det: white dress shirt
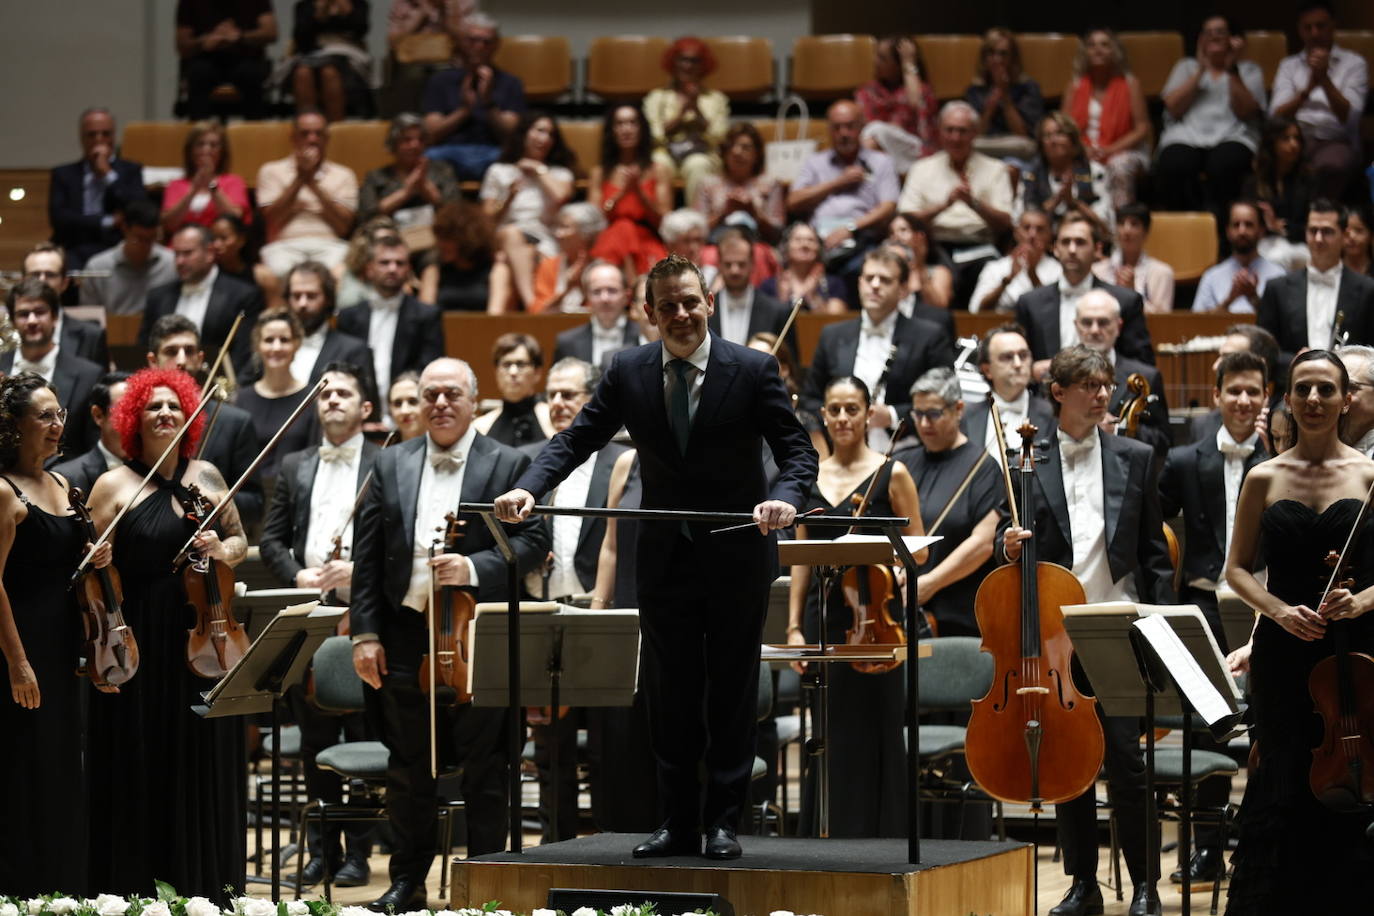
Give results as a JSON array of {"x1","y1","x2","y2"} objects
[
  {"x1": 304, "y1": 432, "x2": 365, "y2": 571},
  {"x1": 969, "y1": 254, "x2": 1063, "y2": 313},
  {"x1": 985, "y1": 389, "x2": 1031, "y2": 469},
  {"x1": 717, "y1": 287, "x2": 755, "y2": 345},
  {"x1": 15, "y1": 346, "x2": 58, "y2": 382},
  {"x1": 662, "y1": 334, "x2": 711, "y2": 426},
  {"x1": 293, "y1": 325, "x2": 328, "y2": 382},
  {"x1": 368, "y1": 294, "x2": 402, "y2": 390},
  {"x1": 1306, "y1": 262, "x2": 1343, "y2": 350},
  {"x1": 96, "y1": 439, "x2": 123, "y2": 472},
  {"x1": 402, "y1": 428, "x2": 480, "y2": 613},
  {"x1": 591, "y1": 315, "x2": 629, "y2": 367},
  {"x1": 1270, "y1": 46, "x2": 1369, "y2": 142},
  {"x1": 1057, "y1": 428, "x2": 1131, "y2": 604},
  {"x1": 525, "y1": 452, "x2": 597, "y2": 599},
  {"x1": 175, "y1": 266, "x2": 219, "y2": 331},
  {"x1": 854, "y1": 309, "x2": 899, "y2": 450},
  {"x1": 1192, "y1": 426, "x2": 1258, "y2": 590},
  {"x1": 1057, "y1": 275, "x2": 1094, "y2": 349}
]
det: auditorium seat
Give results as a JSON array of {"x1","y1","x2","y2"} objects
[
  {"x1": 226, "y1": 121, "x2": 293, "y2": 188},
  {"x1": 1242, "y1": 31, "x2": 1288, "y2": 88},
  {"x1": 392, "y1": 32, "x2": 454, "y2": 65},
  {"x1": 586, "y1": 35, "x2": 670, "y2": 102},
  {"x1": 748, "y1": 117, "x2": 832, "y2": 152},
  {"x1": 327, "y1": 120, "x2": 392, "y2": 181},
  {"x1": 558, "y1": 120, "x2": 602, "y2": 179},
  {"x1": 703, "y1": 36, "x2": 776, "y2": 101},
  {"x1": 788, "y1": 34, "x2": 875, "y2": 100},
  {"x1": 1145, "y1": 212, "x2": 1219, "y2": 282},
  {"x1": 916, "y1": 35, "x2": 982, "y2": 101},
  {"x1": 1016, "y1": 33, "x2": 1080, "y2": 102},
  {"x1": 1336, "y1": 30, "x2": 1374, "y2": 95},
  {"x1": 122, "y1": 122, "x2": 194, "y2": 169},
  {"x1": 494, "y1": 35, "x2": 573, "y2": 102},
  {"x1": 1118, "y1": 31, "x2": 1184, "y2": 99}
]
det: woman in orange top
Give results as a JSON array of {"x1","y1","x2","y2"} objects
[
  {"x1": 589, "y1": 104, "x2": 671, "y2": 278},
  {"x1": 1060, "y1": 28, "x2": 1151, "y2": 209}
]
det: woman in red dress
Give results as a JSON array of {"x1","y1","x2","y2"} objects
[{"x1": 589, "y1": 104, "x2": 671, "y2": 277}]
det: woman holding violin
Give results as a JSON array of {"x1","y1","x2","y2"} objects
[
  {"x1": 85, "y1": 367, "x2": 248, "y2": 900},
  {"x1": 0, "y1": 373, "x2": 114, "y2": 896},
  {"x1": 786, "y1": 376, "x2": 924, "y2": 837},
  {"x1": 1222, "y1": 350, "x2": 1374, "y2": 914}
]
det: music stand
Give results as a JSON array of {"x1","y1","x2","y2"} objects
[
  {"x1": 235, "y1": 587, "x2": 322, "y2": 640},
  {"x1": 197, "y1": 601, "x2": 345, "y2": 898}
]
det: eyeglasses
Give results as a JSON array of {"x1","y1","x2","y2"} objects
[
  {"x1": 498, "y1": 359, "x2": 534, "y2": 371},
  {"x1": 1070, "y1": 380, "x2": 1117, "y2": 395},
  {"x1": 547, "y1": 388, "x2": 588, "y2": 402},
  {"x1": 1075, "y1": 316, "x2": 1117, "y2": 328},
  {"x1": 32, "y1": 407, "x2": 67, "y2": 426},
  {"x1": 911, "y1": 407, "x2": 951, "y2": 422},
  {"x1": 421, "y1": 386, "x2": 471, "y2": 404}
]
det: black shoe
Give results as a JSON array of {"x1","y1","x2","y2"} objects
[
  {"x1": 289, "y1": 857, "x2": 328, "y2": 888},
  {"x1": 632, "y1": 825, "x2": 701, "y2": 858},
  {"x1": 1048, "y1": 878, "x2": 1104, "y2": 916},
  {"x1": 333, "y1": 856, "x2": 371, "y2": 888},
  {"x1": 703, "y1": 826, "x2": 741, "y2": 860},
  {"x1": 1128, "y1": 883, "x2": 1162, "y2": 916},
  {"x1": 366, "y1": 880, "x2": 426, "y2": 913},
  {"x1": 1169, "y1": 846, "x2": 1223, "y2": 884}
]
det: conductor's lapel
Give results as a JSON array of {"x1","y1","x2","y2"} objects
[{"x1": 692, "y1": 337, "x2": 742, "y2": 446}]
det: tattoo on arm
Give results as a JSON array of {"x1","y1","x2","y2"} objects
[{"x1": 198, "y1": 465, "x2": 229, "y2": 496}]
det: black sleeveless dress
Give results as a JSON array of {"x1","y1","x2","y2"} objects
[
  {"x1": 86, "y1": 464, "x2": 246, "y2": 901},
  {"x1": 1225, "y1": 499, "x2": 1374, "y2": 914},
  {"x1": 0, "y1": 474, "x2": 89, "y2": 896}
]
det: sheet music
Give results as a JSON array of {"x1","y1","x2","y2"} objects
[{"x1": 1131, "y1": 614, "x2": 1234, "y2": 726}]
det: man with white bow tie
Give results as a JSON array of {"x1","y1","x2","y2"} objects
[
  {"x1": 961, "y1": 323, "x2": 1055, "y2": 470},
  {"x1": 350, "y1": 357, "x2": 547, "y2": 912}
]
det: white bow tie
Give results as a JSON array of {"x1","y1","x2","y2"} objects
[
  {"x1": 862, "y1": 322, "x2": 888, "y2": 338},
  {"x1": 1309, "y1": 269, "x2": 1339, "y2": 288},
  {"x1": 430, "y1": 450, "x2": 464, "y2": 473},
  {"x1": 181, "y1": 282, "x2": 208, "y2": 297},
  {"x1": 1218, "y1": 440, "x2": 1254, "y2": 460},
  {"x1": 319, "y1": 444, "x2": 357, "y2": 463},
  {"x1": 374, "y1": 296, "x2": 402, "y2": 312},
  {"x1": 1059, "y1": 436, "x2": 1095, "y2": 463}
]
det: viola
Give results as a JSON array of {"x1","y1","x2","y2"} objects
[
  {"x1": 965, "y1": 420, "x2": 1105, "y2": 810},
  {"x1": 68, "y1": 487, "x2": 139, "y2": 688},
  {"x1": 181, "y1": 483, "x2": 250, "y2": 679},
  {"x1": 421, "y1": 511, "x2": 477, "y2": 703},
  {"x1": 1114, "y1": 374, "x2": 1182, "y2": 584},
  {"x1": 1308, "y1": 549, "x2": 1374, "y2": 811},
  {"x1": 840, "y1": 491, "x2": 905, "y2": 674}
]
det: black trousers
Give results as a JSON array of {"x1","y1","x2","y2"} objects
[
  {"x1": 1153, "y1": 142, "x2": 1254, "y2": 223},
  {"x1": 285, "y1": 684, "x2": 374, "y2": 862},
  {"x1": 532, "y1": 709, "x2": 581, "y2": 843},
  {"x1": 183, "y1": 54, "x2": 270, "y2": 120}
]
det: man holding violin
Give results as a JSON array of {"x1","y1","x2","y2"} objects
[
  {"x1": 1000, "y1": 344, "x2": 1175, "y2": 916},
  {"x1": 350, "y1": 357, "x2": 547, "y2": 911}
]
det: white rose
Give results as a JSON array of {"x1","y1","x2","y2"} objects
[
  {"x1": 769, "y1": 912, "x2": 797, "y2": 916},
  {"x1": 236, "y1": 900, "x2": 274, "y2": 916},
  {"x1": 571, "y1": 908, "x2": 599, "y2": 916},
  {"x1": 0, "y1": 903, "x2": 20, "y2": 916},
  {"x1": 47, "y1": 899, "x2": 80, "y2": 916},
  {"x1": 337, "y1": 908, "x2": 374, "y2": 916},
  {"x1": 283, "y1": 904, "x2": 308, "y2": 916},
  {"x1": 183, "y1": 899, "x2": 219, "y2": 916},
  {"x1": 140, "y1": 903, "x2": 171, "y2": 916},
  {"x1": 531, "y1": 910, "x2": 558, "y2": 916},
  {"x1": 93, "y1": 896, "x2": 130, "y2": 916}
]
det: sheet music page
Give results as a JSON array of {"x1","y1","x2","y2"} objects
[{"x1": 1131, "y1": 614, "x2": 1233, "y2": 726}]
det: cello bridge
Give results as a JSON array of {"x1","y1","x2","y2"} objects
[{"x1": 1016, "y1": 686, "x2": 1050, "y2": 695}]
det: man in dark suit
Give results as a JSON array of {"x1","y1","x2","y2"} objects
[
  {"x1": 1190, "y1": 325, "x2": 1281, "y2": 444},
  {"x1": 495, "y1": 254, "x2": 818, "y2": 861},
  {"x1": 48, "y1": 108, "x2": 147, "y2": 268},
  {"x1": 22, "y1": 243, "x2": 110, "y2": 366},
  {"x1": 706, "y1": 230, "x2": 800, "y2": 357},
  {"x1": 553, "y1": 261, "x2": 641, "y2": 366},
  {"x1": 337, "y1": 235, "x2": 444, "y2": 397},
  {"x1": 139, "y1": 225, "x2": 264, "y2": 379},
  {"x1": 1258, "y1": 199, "x2": 1374, "y2": 375},
  {"x1": 1000, "y1": 345, "x2": 1175, "y2": 916},
  {"x1": 1157, "y1": 350, "x2": 1269, "y2": 887},
  {"x1": 351, "y1": 357, "x2": 547, "y2": 910},
  {"x1": 801, "y1": 247, "x2": 953, "y2": 450},
  {"x1": 52, "y1": 371, "x2": 129, "y2": 493},
  {"x1": 1014, "y1": 211, "x2": 1155, "y2": 378},
  {"x1": 260, "y1": 363, "x2": 379, "y2": 888},
  {"x1": 962, "y1": 323, "x2": 1056, "y2": 466},
  {"x1": 1075, "y1": 290, "x2": 1172, "y2": 460},
  {"x1": 3, "y1": 278, "x2": 102, "y2": 459},
  {"x1": 146, "y1": 314, "x2": 265, "y2": 530}
]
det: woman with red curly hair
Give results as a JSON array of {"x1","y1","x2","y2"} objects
[
  {"x1": 84, "y1": 367, "x2": 248, "y2": 900},
  {"x1": 643, "y1": 36, "x2": 730, "y2": 207}
]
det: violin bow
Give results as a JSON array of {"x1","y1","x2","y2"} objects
[
  {"x1": 987, "y1": 394, "x2": 1021, "y2": 529},
  {"x1": 769, "y1": 297, "x2": 805, "y2": 357},
  {"x1": 1317, "y1": 474, "x2": 1374, "y2": 610},
  {"x1": 193, "y1": 311, "x2": 245, "y2": 461},
  {"x1": 846, "y1": 417, "x2": 908, "y2": 536},
  {"x1": 925, "y1": 449, "x2": 991, "y2": 538}
]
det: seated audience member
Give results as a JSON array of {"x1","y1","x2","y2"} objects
[
  {"x1": 1075, "y1": 289, "x2": 1171, "y2": 459},
  {"x1": 857, "y1": 35, "x2": 938, "y2": 174},
  {"x1": 473, "y1": 332, "x2": 554, "y2": 446},
  {"x1": 337, "y1": 217, "x2": 402, "y2": 312},
  {"x1": 383, "y1": 0, "x2": 471, "y2": 117},
  {"x1": 1092, "y1": 203, "x2": 1174, "y2": 313},
  {"x1": 282, "y1": 0, "x2": 373, "y2": 122},
  {"x1": 644, "y1": 37, "x2": 730, "y2": 208},
  {"x1": 2, "y1": 278, "x2": 102, "y2": 458},
  {"x1": 1193, "y1": 201, "x2": 1287, "y2": 313},
  {"x1": 80, "y1": 199, "x2": 177, "y2": 316},
  {"x1": 1242, "y1": 116, "x2": 1316, "y2": 272},
  {"x1": 22, "y1": 244, "x2": 108, "y2": 366},
  {"x1": 257, "y1": 111, "x2": 359, "y2": 276},
  {"x1": 357, "y1": 113, "x2": 460, "y2": 226},
  {"x1": 49, "y1": 108, "x2": 148, "y2": 269},
  {"x1": 887, "y1": 213, "x2": 952, "y2": 309},
  {"x1": 139, "y1": 224, "x2": 264, "y2": 375},
  {"x1": 233, "y1": 309, "x2": 318, "y2": 488},
  {"x1": 1060, "y1": 28, "x2": 1150, "y2": 209},
  {"x1": 1343, "y1": 203, "x2": 1374, "y2": 277},
  {"x1": 480, "y1": 111, "x2": 575, "y2": 310},
  {"x1": 964, "y1": 28, "x2": 1042, "y2": 163},
  {"x1": 53, "y1": 371, "x2": 130, "y2": 495},
  {"x1": 788, "y1": 100, "x2": 900, "y2": 288},
  {"x1": 971, "y1": 208, "x2": 1061, "y2": 314},
  {"x1": 552, "y1": 261, "x2": 639, "y2": 365},
  {"x1": 695, "y1": 122, "x2": 785, "y2": 248},
  {"x1": 387, "y1": 370, "x2": 426, "y2": 441},
  {"x1": 531, "y1": 203, "x2": 605, "y2": 314},
  {"x1": 1269, "y1": 1, "x2": 1369, "y2": 200},
  {"x1": 707, "y1": 229, "x2": 798, "y2": 354},
  {"x1": 275, "y1": 260, "x2": 374, "y2": 391},
  {"x1": 1190, "y1": 323, "x2": 1281, "y2": 442},
  {"x1": 175, "y1": 0, "x2": 277, "y2": 120},
  {"x1": 1017, "y1": 112, "x2": 1113, "y2": 236},
  {"x1": 336, "y1": 234, "x2": 443, "y2": 394},
  {"x1": 759, "y1": 222, "x2": 848, "y2": 314},
  {"x1": 1336, "y1": 344, "x2": 1374, "y2": 455},
  {"x1": 210, "y1": 214, "x2": 258, "y2": 286},
  {"x1": 964, "y1": 324, "x2": 1055, "y2": 469},
  {"x1": 658, "y1": 208, "x2": 717, "y2": 288},
  {"x1": 881, "y1": 242, "x2": 956, "y2": 342},
  {"x1": 1155, "y1": 16, "x2": 1267, "y2": 216},
  {"x1": 589, "y1": 105, "x2": 671, "y2": 278},
  {"x1": 422, "y1": 12, "x2": 525, "y2": 181},
  {"x1": 420, "y1": 199, "x2": 504, "y2": 312},
  {"x1": 899, "y1": 101, "x2": 1014, "y2": 310},
  {"x1": 161, "y1": 121, "x2": 249, "y2": 234}
]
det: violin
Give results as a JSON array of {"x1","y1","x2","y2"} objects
[
  {"x1": 965, "y1": 420, "x2": 1105, "y2": 810},
  {"x1": 840, "y1": 423, "x2": 906, "y2": 674},
  {"x1": 180, "y1": 483, "x2": 250, "y2": 679},
  {"x1": 1115, "y1": 374, "x2": 1182, "y2": 581},
  {"x1": 68, "y1": 487, "x2": 139, "y2": 688},
  {"x1": 421, "y1": 511, "x2": 477, "y2": 704}
]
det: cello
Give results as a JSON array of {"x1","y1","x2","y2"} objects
[
  {"x1": 965, "y1": 419, "x2": 1105, "y2": 810},
  {"x1": 69, "y1": 487, "x2": 139, "y2": 688},
  {"x1": 840, "y1": 420, "x2": 907, "y2": 674},
  {"x1": 181, "y1": 482, "x2": 250, "y2": 679}
]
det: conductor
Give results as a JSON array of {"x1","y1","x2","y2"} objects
[{"x1": 495, "y1": 254, "x2": 818, "y2": 859}]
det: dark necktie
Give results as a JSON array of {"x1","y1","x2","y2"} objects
[{"x1": 669, "y1": 359, "x2": 692, "y2": 454}]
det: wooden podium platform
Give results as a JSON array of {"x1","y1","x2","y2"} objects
[{"x1": 452, "y1": 833, "x2": 1034, "y2": 916}]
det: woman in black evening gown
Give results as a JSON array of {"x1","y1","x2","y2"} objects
[
  {"x1": 1223, "y1": 350, "x2": 1374, "y2": 914},
  {"x1": 786, "y1": 377, "x2": 924, "y2": 837},
  {"x1": 0, "y1": 373, "x2": 113, "y2": 896},
  {"x1": 86, "y1": 368, "x2": 249, "y2": 901}
]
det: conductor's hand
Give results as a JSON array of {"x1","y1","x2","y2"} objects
[
  {"x1": 429, "y1": 552, "x2": 472, "y2": 587},
  {"x1": 1003, "y1": 525, "x2": 1031, "y2": 562},
  {"x1": 753, "y1": 499, "x2": 797, "y2": 534},
  {"x1": 353, "y1": 640, "x2": 387, "y2": 689},
  {"x1": 494, "y1": 488, "x2": 535, "y2": 523}
]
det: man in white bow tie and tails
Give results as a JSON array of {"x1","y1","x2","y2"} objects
[{"x1": 349, "y1": 357, "x2": 548, "y2": 912}]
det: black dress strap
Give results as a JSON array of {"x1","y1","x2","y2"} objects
[
  {"x1": 124, "y1": 458, "x2": 199, "y2": 511},
  {"x1": 0, "y1": 474, "x2": 27, "y2": 505}
]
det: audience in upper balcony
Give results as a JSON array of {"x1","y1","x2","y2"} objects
[
  {"x1": 857, "y1": 36, "x2": 938, "y2": 175},
  {"x1": 970, "y1": 208, "x2": 1061, "y2": 314},
  {"x1": 1269, "y1": 1, "x2": 1368, "y2": 201},
  {"x1": 49, "y1": 108, "x2": 148, "y2": 270},
  {"x1": 644, "y1": 37, "x2": 730, "y2": 209},
  {"x1": 420, "y1": 199, "x2": 504, "y2": 312},
  {"x1": 886, "y1": 213, "x2": 952, "y2": 310},
  {"x1": 257, "y1": 110, "x2": 359, "y2": 277},
  {"x1": 1016, "y1": 112, "x2": 1112, "y2": 236},
  {"x1": 965, "y1": 28, "x2": 1042, "y2": 164},
  {"x1": 695, "y1": 122, "x2": 785, "y2": 248},
  {"x1": 281, "y1": 0, "x2": 374, "y2": 122},
  {"x1": 531, "y1": 203, "x2": 605, "y2": 315},
  {"x1": 588, "y1": 104, "x2": 671, "y2": 278},
  {"x1": 161, "y1": 120, "x2": 250, "y2": 234},
  {"x1": 1092, "y1": 203, "x2": 1175, "y2": 314},
  {"x1": 1155, "y1": 15, "x2": 1266, "y2": 220},
  {"x1": 80, "y1": 199, "x2": 177, "y2": 316},
  {"x1": 423, "y1": 12, "x2": 525, "y2": 181},
  {"x1": 1060, "y1": 27, "x2": 1150, "y2": 210},
  {"x1": 1345, "y1": 204, "x2": 1374, "y2": 278},
  {"x1": 758, "y1": 222, "x2": 848, "y2": 315},
  {"x1": 479, "y1": 110, "x2": 576, "y2": 311},
  {"x1": 176, "y1": 0, "x2": 277, "y2": 121},
  {"x1": 1193, "y1": 200, "x2": 1287, "y2": 313},
  {"x1": 357, "y1": 113, "x2": 461, "y2": 227},
  {"x1": 384, "y1": 0, "x2": 473, "y2": 117},
  {"x1": 1241, "y1": 116, "x2": 1315, "y2": 270}
]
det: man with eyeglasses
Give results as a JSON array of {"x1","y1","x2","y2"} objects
[
  {"x1": 1075, "y1": 289, "x2": 1171, "y2": 461},
  {"x1": 22, "y1": 243, "x2": 109, "y2": 367},
  {"x1": 1000, "y1": 344, "x2": 1174, "y2": 916},
  {"x1": 473, "y1": 332, "x2": 553, "y2": 447},
  {"x1": 1335, "y1": 344, "x2": 1374, "y2": 456},
  {"x1": 351, "y1": 356, "x2": 548, "y2": 910},
  {"x1": 963, "y1": 323, "x2": 1055, "y2": 470}
]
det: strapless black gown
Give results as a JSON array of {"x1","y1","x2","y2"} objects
[{"x1": 1225, "y1": 499, "x2": 1374, "y2": 914}]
